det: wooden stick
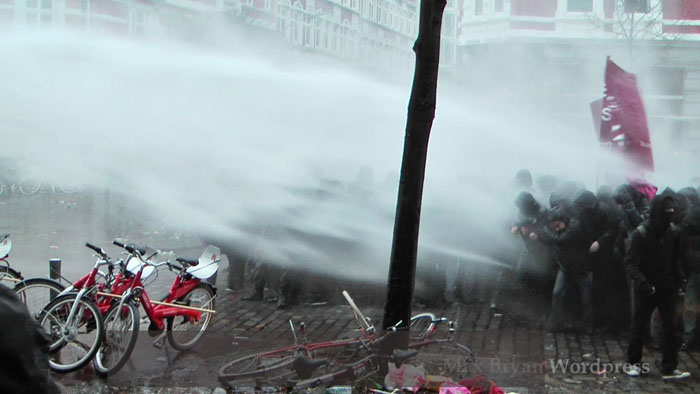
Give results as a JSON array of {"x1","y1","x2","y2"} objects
[
  {"x1": 96, "y1": 292, "x2": 216, "y2": 314},
  {"x1": 1, "y1": 277, "x2": 21, "y2": 283}
]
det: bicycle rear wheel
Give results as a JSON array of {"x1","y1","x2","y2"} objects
[
  {"x1": 38, "y1": 293, "x2": 104, "y2": 373},
  {"x1": 13, "y1": 278, "x2": 64, "y2": 320},
  {"x1": 94, "y1": 301, "x2": 140, "y2": 377},
  {"x1": 166, "y1": 283, "x2": 215, "y2": 350}
]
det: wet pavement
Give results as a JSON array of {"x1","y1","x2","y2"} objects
[{"x1": 53, "y1": 276, "x2": 700, "y2": 393}]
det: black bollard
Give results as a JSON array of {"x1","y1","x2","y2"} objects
[{"x1": 49, "y1": 258, "x2": 61, "y2": 298}]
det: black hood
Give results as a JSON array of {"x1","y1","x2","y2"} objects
[
  {"x1": 515, "y1": 191, "x2": 541, "y2": 217},
  {"x1": 675, "y1": 194, "x2": 691, "y2": 224},
  {"x1": 515, "y1": 169, "x2": 533, "y2": 190},
  {"x1": 573, "y1": 190, "x2": 597, "y2": 212},
  {"x1": 679, "y1": 187, "x2": 700, "y2": 207},
  {"x1": 549, "y1": 191, "x2": 570, "y2": 209},
  {"x1": 546, "y1": 206, "x2": 571, "y2": 225},
  {"x1": 683, "y1": 206, "x2": 700, "y2": 235},
  {"x1": 596, "y1": 185, "x2": 613, "y2": 203},
  {"x1": 649, "y1": 194, "x2": 675, "y2": 235},
  {"x1": 613, "y1": 184, "x2": 632, "y2": 205}
]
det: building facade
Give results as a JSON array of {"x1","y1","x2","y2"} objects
[
  {"x1": 455, "y1": 0, "x2": 700, "y2": 165},
  {"x1": 0, "y1": 0, "x2": 223, "y2": 35},
  {"x1": 0, "y1": 0, "x2": 422, "y2": 71},
  {"x1": 227, "y1": 0, "x2": 420, "y2": 71}
]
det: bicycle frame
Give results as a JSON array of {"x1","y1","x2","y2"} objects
[
  {"x1": 58, "y1": 257, "x2": 112, "y2": 321},
  {"x1": 127, "y1": 269, "x2": 204, "y2": 331}
]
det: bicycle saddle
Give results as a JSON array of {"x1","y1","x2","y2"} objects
[
  {"x1": 292, "y1": 355, "x2": 328, "y2": 379},
  {"x1": 176, "y1": 257, "x2": 199, "y2": 266},
  {"x1": 392, "y1": 349, "x2": 418, "y2": 363}
]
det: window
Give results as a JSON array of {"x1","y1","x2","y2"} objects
[
  {"x1": 567, "y1": 0, "x2": 592, "y2": 12},
  {"x1": 26, "y1": 0, "x2": 53, "y2": 27},
  {"x1": 624, "y1": 0, "x2": 649, "y2": 13},
  {"x1": 474, "y1": 0, "x2": 483, "y2": 16},
  {"x1": 495, "y1": 0, "x2": 503, "y2": 12}
]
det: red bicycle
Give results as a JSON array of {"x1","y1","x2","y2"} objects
[
  {"x1": 217, "y1": 291, "x2": 472, "y2": 388},
  {"x1": 93, "y1": 239, "x2": 219, "y2": 376}
]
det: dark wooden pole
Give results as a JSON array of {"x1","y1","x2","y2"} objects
[{"x1": 382, "y1": 0, "x2": 446, "y2": 348}]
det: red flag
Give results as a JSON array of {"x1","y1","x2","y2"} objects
[{"x1": 599, "y1": 57, "x2": 654, "y2": 172}]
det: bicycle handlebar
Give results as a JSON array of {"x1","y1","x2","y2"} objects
[
  {"x1": 85, "y1": 242, "x2": 106, "y2": 257},
  {"x1": 113, "y1": 239, "x2": 149, "y2": 257},
  {"x1": 167, "y1": 261, "x2": 185, "y2": 272}
]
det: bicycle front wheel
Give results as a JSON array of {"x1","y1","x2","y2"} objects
[
  {"x1": 166, "y1": 283, "x2": 215, "y2": 350},
  {"x1": 218, "y1": 350, "x2": 297, "y2": 386},
  {"x1": 38, "y1": 293, "x2": 104, "y2": 373},
  {"x1": 13, "y1": 278, "x2": 65, "y2": 320},
  {"x1": 94, "y1": 301, "x2": 139, "y2": 377}
]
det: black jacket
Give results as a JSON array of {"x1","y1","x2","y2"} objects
[
  {"x1": 573, "y1": 191, "x2": 619, "y2": 253},
  {"x1": 0, "y1": 286, "x2": 60, "y2": 394},
  {"x1": 624, "y1": 196, "x2": 683, "y2": 292},
  {"x1": 614, "y1": 184, "x2": 650, "y2": 229},
  {"x1": 681, "y1": 206, "x2": 700, "y2": 274},
  {"x1": 540, "y1": 208, "x2": 592, "y2": 274}
]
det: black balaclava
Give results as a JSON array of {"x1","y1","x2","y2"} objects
[
  {"x1": 650, "y1": 195, "x2": 675, "y2": 235},
  {"x1": 515, "y1": 191, "x2": 541, "y2": 217}
]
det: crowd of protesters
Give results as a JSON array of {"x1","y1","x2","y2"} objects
[{"x1": 510, "y1": 169, "x2": 700, "y2": 380}]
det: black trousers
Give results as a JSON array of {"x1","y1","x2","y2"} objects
[{"x1": 627, "y1": 288, "x2": 679, "y2": 374}]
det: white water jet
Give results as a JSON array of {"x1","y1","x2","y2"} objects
[{"x1": 1, "y1": 29, "x2": 690, "y2": 283}]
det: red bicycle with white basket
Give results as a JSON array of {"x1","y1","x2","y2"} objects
[
  {"x1": 93, "y1": 239, "x2": 220, "y2": 376},
  {"x1": 18, "y1": 239, "x2": 220, "y2": 376}
]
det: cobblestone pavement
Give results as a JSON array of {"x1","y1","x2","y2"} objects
[{"x1": 54, "y1": 278, "x2": 700, "y2": 393}]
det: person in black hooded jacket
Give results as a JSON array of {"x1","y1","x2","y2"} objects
[
  {"x1": 614, "y1": 184, "x2": 650, "y2": 229},
  {"x1": 537, "y1": 206, "x2": 593, "y2": 333},
  {"x1": 511, "y1": 192, "x2": 555, "y2": 286},
  {"x1": 681, "y1": 206, "x2": 700, "y2": 349},
  {"x1": 678, "y1": 187, "x2": 700, "y2": 208},
  {"x1": 573, "y1": 190, "x2": 621, "y2": 333},
  {"x1": 0, "y1": 285, "x2": 60, "y2": 394},
  {"x1": 624, "y1": 194, "x2": 690, "y2": 379}
]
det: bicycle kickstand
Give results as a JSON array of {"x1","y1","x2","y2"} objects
[{"x1": 152, "y1": 331, "x2": 167, "y2": 350}]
